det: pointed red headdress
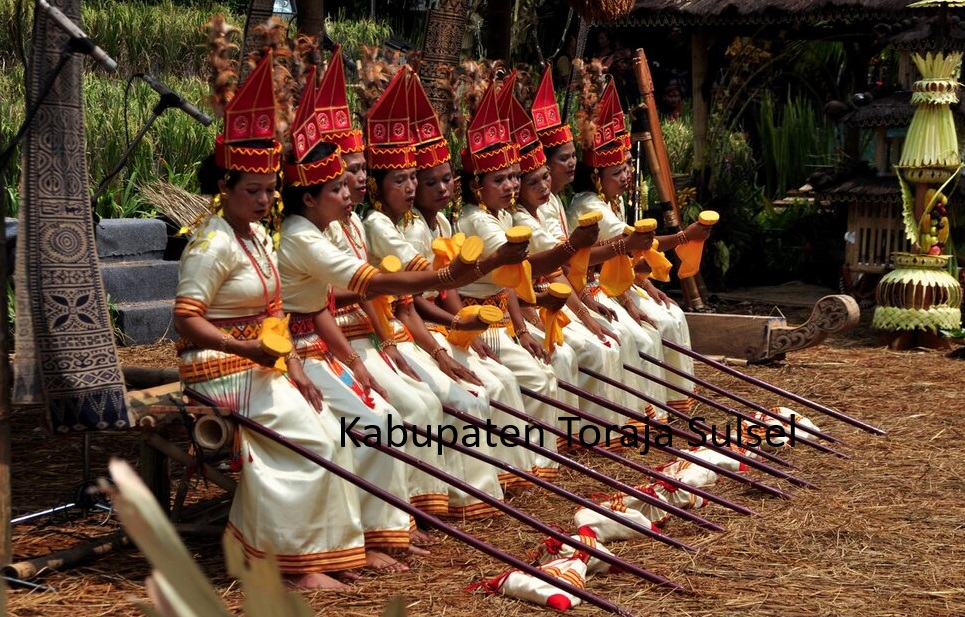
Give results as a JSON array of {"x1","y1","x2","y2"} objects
[
  {"x1": 498, "y1": 71, "x2": 546, "y2": 175},
  {"x1": 409, "y1": 73, "x2": 451, "y2": 171},
  {"x1": 283, "y1": 64, "x2": 344, "y2": 187},
  {"x1": 461, "y1": 80, "x2": 519, "y2": 174},
  {"x1": 315, "y1": 45, "x2": 365, "y2": 155},
  {"x1": 215, "y1": 51, "x2": 282, "y2": 173},
  {"x1": 583, "y1": 79, "x2": 628, "y2": 169},
  {"x1": 366, "y1": 68, "x2": 417, "y2": 170},
  {"x1": 531, "y1": 66, "x2": 573, "y2": 149}
]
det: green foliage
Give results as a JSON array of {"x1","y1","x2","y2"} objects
[
  {"x1": 325, "y1": 13, "x2": 394, "y2": 62},
  {"x1": 0, "y1": 0, "x2": 244, "y2": 77},
  {"x1": 756, "y1": 89, "x2": 835, "y2": 199},
  {"x1": 1, "y1": 65, "x2": 216, "y2": 219}
]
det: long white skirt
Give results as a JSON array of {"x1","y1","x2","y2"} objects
[
  {"x1": 180, "y1": 349, "x2": 367, "y2": 574},
  {"x1": 627, "y1": 286, "x2": 696, "y2": 411},
  {"x1": 396, "y1": 340, "x2": 504, "y2": 519},
  {"x1": 349, "y1": 337, "x2": 450, "y2": 516},
  {"x1": 589, "y1": 288, "x2": 671, "y2": 424},
  {"x1": 296, "y1": 334, "x2": 412, "y2": 549}
]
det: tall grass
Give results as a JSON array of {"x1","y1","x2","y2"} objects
[
  {"x1": 0, "y1": 0, "x2": 243, "y2": 76},
  {"x1": 1, "y1": 65, "x2": 217, "y2": 219},
  {"x1": 756, "y1": 89, "x2": 836, "y2": 199}
]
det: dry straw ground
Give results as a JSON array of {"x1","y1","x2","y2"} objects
[{"x1": 5, "y1": 318, "x2": 965, "y2": 617}]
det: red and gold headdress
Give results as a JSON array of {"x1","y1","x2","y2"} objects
[
  {"x1": 409, "y1": 73, "x2": 451, "y2": 171},
  {"x1": 214, "y1": 51, "x2": 283, "y2": 173},
  {"x1": 366, "y1": 67, "x2": 417, "y2": 170},
  {"x1": 582, "y1": 79, "x2": 628, "y2": 169},
  {"x1": 460, "y1": 80, "x2": 519, "y2": 174},
  {"x1": 498, "y1": 70, "x2": 546, "y2": 176},
  {"x1": 315, "y1": 45, "x2": 365, "y2": 155},
  {"x1": 283, "y1": 65, "x2": 344, "y2": 187},
  {"x1": 531, "y1": 66, "x2": 574, "y2": 149}
]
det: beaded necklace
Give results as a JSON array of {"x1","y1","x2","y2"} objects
[
  {"x1": 339, "y1": 217, "x2": 368, "y2": 261},
  {"x1": 235, "y1": 228, "x2": 281, "y2": 312}
]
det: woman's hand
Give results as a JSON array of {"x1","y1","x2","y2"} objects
[
  {"x1": 581, "y1": 310, "x2": 620, "y2": 345},
  {"x1": 568, "y1": 223, "x2": 599, "y2": 250},
  {"x1": 470, "y1": 337, "x2": 501, "y2": 363},
  {"x1": 535, "y1": 291, "x2": 567, "y2": 312},
  {"x1": 626, "y1": 229, "x2": 656, "y2": 252},
  {"x1": 452, "y1": 313, "x2": 488, "y2": 332},
  {"x1": 646, "y1": 282, "x2": 676, "y2": 307},
  {"x1": 585, "y1": 297, "x2": 617, "y2": 322},
  {"x1": 518, "y1": 331, "x2": 548, "y2": 363},
  {"x1": 347, "y1": 355, "x2": 389, "y2": 400},
  {"x1": 432, "y1": 348, "x2": 483, "y2": 387},
  {"x1": 384, "y1": 344, "x2": 422, "y2": 381},
  {"x1": 232, "y1": 339, "x2": 281, "y2": 368},
  {"x1": 683, "y1": 221, "x2": 712, "y2": 243},
  {"x1": 484, "y1": 240, "x2": 529, "y2": 270},
  {"x1": 624, "y1": 298, "x2": 657, "y2": 329},
  {"x1": 287, "y1": 355, "x2": 324, "y2": 412}
]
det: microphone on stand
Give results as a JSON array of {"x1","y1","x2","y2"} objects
[
  {"x1": 139, "y1": 74, "x2": 213, "y2": 126},
  {"x1": 36, "y1": 0, "x2": 118, "y2": 73}
]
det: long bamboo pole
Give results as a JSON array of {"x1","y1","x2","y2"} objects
[
  {"x1": 401, "y1": 420, "x2": 692, "y2": 580},
  {"x1": 660, "y1": 340, "x2": 887, "y2": 436},
  {"x1": 221, "y1": 417, "x2": 660, "y2": 610},
  {"x1": 554, "y1": 382, "x2": 792, "y2": 499},
  {"x1": 640, "y1": 348, "x2": 849, "y2": 446},
  {"x1": 515, "y1": 390, "x2": 758, "y2": 516},
  {"x1": 627, "y1": 355, "x2": 849, "y2": 457},
  {"x1": 440, "y1": 402, "x2": 717, "y2": 535},
  {"x1": 567, "y1": 373, "x2": 812, "y2": 489}
]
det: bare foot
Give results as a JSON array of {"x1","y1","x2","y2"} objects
[
  {"x1": 407, "y1": 544, "x2": 431, "y2": 558},
  {"x1": 334, "y1": 570, "x2": 362, "y2": 582},
  {"x1": 365, "y1": 550, "x2": 408, "y2": 573},
  {"x1": 410, "y1": 528, "x2": 438, "y2": 546},
  {"x1": 284, "y1": 572, "x2": 352, "y2": 590}
]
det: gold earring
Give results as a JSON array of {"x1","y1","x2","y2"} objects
[
  {"x1": 475, "y1": 189, "x2": 488, "y2": 213},
  {"x1": 592, "y1": 172, "x2": 605, "y2": 203}
]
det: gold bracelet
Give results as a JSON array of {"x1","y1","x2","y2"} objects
[
  {"x1": 613, "y1": 238, "x2": 627, "y2": 256},
  {"x1": 429, "y1": 346, "x2": 446, "y2": 358},
  {"x1": 515, "y1": 327, "x2": 529, "y2": 337},
  {"x1": 437, "y1": 266, "x2": 455, "y2": 287},
  {"x1": 576, "y1": 306, "x2": 590, "y2": 319},
  {"x1": 473, "y1": 262, "x2": 485, "y2": 278},
  {"x1": 380, "y1": 338, "x2": 397, "y2": 349},
  {"x1": 343, "y1": 352, "x2": 361, "y2": 366},
  {"x1": 676, "y1": 231, "x2": 688, "y2": 246},
  {"x1": 561, "y1": 239, "x2": 578, "y2": 256},
  {"x1": 450, "y1": 313, "x2": 461, "y2": 331},
  {"x1": 218, "y1": 332, "x2": 230, "y2": 354}
]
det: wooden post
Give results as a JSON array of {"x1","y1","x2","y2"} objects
[
  {"x1": 418, "y1": 0, "x2": 469, "y2": 134},
  {"x1": 875, "y1": 126, "x2": 888, "y2": 175},
  {"x1": 691, "y1": 29, "x2": 709, "y2": 175}
]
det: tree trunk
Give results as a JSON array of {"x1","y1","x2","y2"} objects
[
  {"x1": 297, "y1": 0, "x2": 326, "y2": 40},
  {"x1": 485, "y1": 0, "x2": 513, "y2": 61},
  {"x1": 418, "y1": 0, "x2": 469, "y2": 135}
]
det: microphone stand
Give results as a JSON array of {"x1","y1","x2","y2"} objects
[{"x1": 89, "y1": 92, "x2": 183, "y2": 218}]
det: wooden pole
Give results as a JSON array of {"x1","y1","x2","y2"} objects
[
  {"x1": 418, "y1": 0, "x2": 469, "y2": 134},
  {"x1": 691, "y1": 30, "x2": 709, "y2": 175}
]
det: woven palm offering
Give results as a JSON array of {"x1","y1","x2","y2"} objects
[{"x1": 873, "y1": 52, "x2": 963, "y2": 335}]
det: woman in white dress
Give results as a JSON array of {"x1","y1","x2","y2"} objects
[{"x1": 173, "y1": 53, "x2": 364, "y2": 589}]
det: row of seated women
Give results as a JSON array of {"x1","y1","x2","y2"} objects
[{"x1": 172, "y1": 50, "x2": 712, "y2": 590}]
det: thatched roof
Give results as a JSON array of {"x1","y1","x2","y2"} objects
[
  {"x1": 623, "y1": 0, "x2": 920, "y2": 27},
  {"x1": 842, "y1": 91, "x2": 965, "y2": 128}
]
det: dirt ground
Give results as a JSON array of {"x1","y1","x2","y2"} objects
[{"x1": 5, "y1": 303, "x2": 965, "y2": 617}]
